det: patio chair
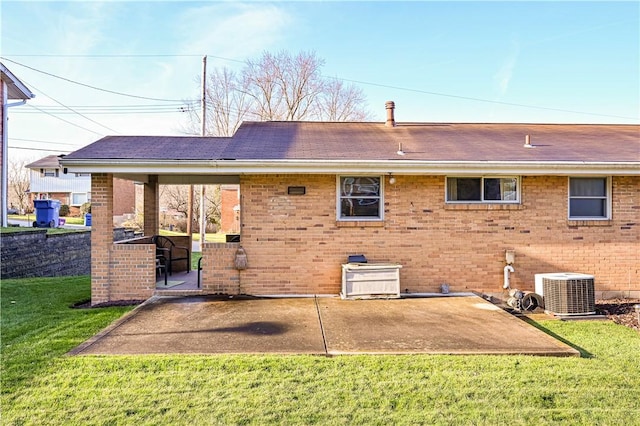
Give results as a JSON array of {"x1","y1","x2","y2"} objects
[
  {"x1": 156, "y1": 254, "x2": 168, "y2": 286},
  {"x1": 152, "y1": 235, "x2": 190, "y2": 276}
]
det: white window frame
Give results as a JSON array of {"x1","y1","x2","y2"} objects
[
  {"x1": 445, "y1": 176, "x2": 520, "y2": 204},
  {"x1": 336, "y1": 175, "x2": 384, "y2": 221},
  {"x1": 71, "y1": 193, "x2": 88, "y2": 206},
  {"x1": 568, "y1": 176, "x2": 611, "y2": 220}
]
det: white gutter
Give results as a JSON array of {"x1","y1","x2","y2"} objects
[{"x1": 60, "y1": 158, "x2": 640, "y2": 176}]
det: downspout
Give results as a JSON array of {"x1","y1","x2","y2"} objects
[
  {"x1": 503, "y1": 265, "x2": 515, "y2": 289},
  {"x1": 1, "y1": 82, "x2": 27, "y2": 227}
]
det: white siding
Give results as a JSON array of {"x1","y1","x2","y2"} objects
[{"x1": 29, "y1": 169, "x2": 91, "y2": 194}]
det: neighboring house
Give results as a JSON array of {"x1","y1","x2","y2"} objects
[
  {"x1": 1, "y1": 62, "x2": 35, "y2": 226},
  {"x1": 27, "y1": 154, "x2": 136, "y2": 219},
  {"x1": 61, "y1": 102, "x2": 639, "y2": 306}
]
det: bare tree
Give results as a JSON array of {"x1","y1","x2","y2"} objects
[
  {"x1": 242, "y1": 50, "x2": 326, "y2": 121},
  {"x1": 207, "y1": 68, "x2": 252, "y2": 136},
  {"x1": 160, "y1": 185, "x2": 189, "y2": 217},
  {"x1": 177, "y1": 51, "x2": 370, "y2": 236},
  {"x1": 182, "y1": 50, "x2": 371, "y2": 137},
  {"x1": 318, "y1": 78, "x2": 372, "y2": 122},
  {"x1": 160, "y1": 184, "x2": 221, "y2": 232},
  {"x1": 8, "y1": 159, "x2": 32, "y2": 213}
]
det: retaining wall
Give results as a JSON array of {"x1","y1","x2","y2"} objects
[{"x1": 1, "y1": 228, "x2": 138, "y2": 279}]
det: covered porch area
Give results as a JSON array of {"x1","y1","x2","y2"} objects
[{"x1": 91, "y1": 172, "x2": 242, "y2": 305}]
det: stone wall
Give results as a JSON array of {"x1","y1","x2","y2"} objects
[{"x1": 0, "y1": 228, "x2": 138, "y2": 279}]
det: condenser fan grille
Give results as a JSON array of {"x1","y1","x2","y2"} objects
[{"x1": 542, "y1": 276, "x2": 595, "y2": 316}]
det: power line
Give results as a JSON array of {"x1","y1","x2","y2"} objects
[
  {"x1": 13, "y1": 103, "x2": 189, "y2": 110},
  {"x1": 14, "y1": 109, "x2": 187, "y2": 115},
  {"x1": 328, "y1": 76, "x2": 638, "y2": 121},
  {"x1": 8, "y1": 145, "x2": 71, "y2": 153},
  {"x1": 27, "y1": 104, "x2": 104, "y2": 136},
  {"x1": 5, "y1": 54, "x2": 203, "y2": 57},
  {"x1": 3, "y1": 53, "x2": 245, "y2": 64},
  {"x1": 9, "y1": 137, "x2": 80, "y2": 147},
  {"x1": 3, "y1": 54, "x2": 635, "y2": 121},
  {"x1": 0, "y1": 57, "x2": 196, "y2": 103},
  {"x1": 23, "y1": 80, "x2": 120, "y2": 134},
  {"x1": 11, "y1": 101, "x2": 196, "y2": 118}
]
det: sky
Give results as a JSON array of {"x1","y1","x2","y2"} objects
[{"x1": 1, "y1": 1, "x2": 639, "y2": 162}]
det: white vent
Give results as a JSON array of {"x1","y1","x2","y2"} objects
[{"x1": 535, "y1": 273, "x2": 595, "y2": 316}]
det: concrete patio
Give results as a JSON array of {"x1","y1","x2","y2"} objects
[{"x1": 70, "y1": 295, "x2": 580, "y2": 357}]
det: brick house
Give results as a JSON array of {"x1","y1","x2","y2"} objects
[
  {"x1": 27, "y1": 154, "x2": 136, "y2": 219},
  {"x1": 61, "y1": 103, "x2": 639, "y2": 305}
]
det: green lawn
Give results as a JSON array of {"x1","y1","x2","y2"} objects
[
  {"x1": 2, "y1": 277, "x2": 639, "y2": 425},
  {"x1": 160, "y1": 229, "x2": 227, "y2": 243},
  {"x1": 8, "y1": 214, "x2": 85, "y2": 225}
]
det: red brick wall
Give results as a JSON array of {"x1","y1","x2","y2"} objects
[
  {"x1": 220, "y1": 185, "x2": 240, "y2": 233},
  {"x1": 237, "y1": 174, "x2": 639, "y2": 297},
  {"x1": 113, "y1": 178, "x2": 135, "y2": 216},
  {"x1": 143, "y1": 175, "x2": 159, "y2": 237}
]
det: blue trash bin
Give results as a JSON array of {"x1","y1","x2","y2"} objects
[
  {"x1": 84, "y1": 213, "x2": 92, "y2": 227},
  {"x1": 33, "y1": 200, "x2": 61, "y2": 228}
]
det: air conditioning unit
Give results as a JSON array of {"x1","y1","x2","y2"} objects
[{"x1": 534, "y1": 273, "x2": 595, "y2": 316}]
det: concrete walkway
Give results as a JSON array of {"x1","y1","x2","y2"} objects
[{"x1": 71, "y1": 295, "x2": 579, "y2": 357}]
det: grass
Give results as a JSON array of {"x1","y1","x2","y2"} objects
[
  {"x1": 2, "y1": 223, "x2": 230, "y2": 242},
  {"x1": 7, "y1": 214, "x2": 85, "y2": 225},
  {"x1": 0, "y1": 226, "x2": 86, "y2": 235},
  {"x1": 160, "y1": 229, "x2": 227, "y2": 243},
  {"x1": 2, "y1": 277, "x2": 639, "y2": 425}
]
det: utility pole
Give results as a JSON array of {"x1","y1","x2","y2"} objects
[{"x1": 199, "y1": 56, "x2": 207, "y2": 246}]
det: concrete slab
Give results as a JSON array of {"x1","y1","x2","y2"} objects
[
  {"x1": 71, "y1": 295, "x2": 579, "y2": 357},
  {"x1": 318, "y1": 296, "x2": 578, "y2": 356},
  {"x1": 73, "y1": 296, "x2": 326, "y2": 355}
]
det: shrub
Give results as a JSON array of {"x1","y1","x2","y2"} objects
[
  {"x1": 59, "y1": 204, "x2": 70, "y2": 217},
  {"x1": 81, "y1": 202, "x2": 91, "y2": 214}
]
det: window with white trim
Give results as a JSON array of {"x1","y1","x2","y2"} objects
[
  {"x1": 446, "y1": 177, "x2": 519, "y2": 203},
  {"x1": 568, "y1": 177, "x2": 610, "y2": 219},
  {"x1": 337, "y1": 176, "x2": 382, "y2": 220},
  {"x1": 71, "y1": 193, "x2": 88, "y2": 206},
  {"x1": 41, "y1": 168, "x2": 59, "y2": 177}
]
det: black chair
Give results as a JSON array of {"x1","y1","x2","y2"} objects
[{"x1": 152, "y1": 235, "x2": 190, "y2": 276}]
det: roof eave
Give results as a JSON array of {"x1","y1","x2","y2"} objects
[
  {"x1": 0, "y1": 63, "x2": 35, "y2": 100},
  {"x1": 59, "y1": 158, "x2": 640, "y2": 176}
]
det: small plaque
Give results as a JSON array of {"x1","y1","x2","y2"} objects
[{"x1": 287, "y1": 186, "x2": 306, "y2": 195}]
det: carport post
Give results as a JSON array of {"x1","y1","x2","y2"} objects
[
  {"x1": 90, "y1": 173, "x2": 114, "y2": 305},
  {"x1": 143, "y1": 175, "x2": 159, "y2": 236}
]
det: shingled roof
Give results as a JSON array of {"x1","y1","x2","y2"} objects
[
  {"x1": 61, "y1": 121, "x2": 639, "y2": 176},
  {"x1": 226, "y1": 122, "x2": 639, "y2": 162},
  {"x1": 26, "y1": 155, "x2": 65, "y2": 169},
  {"x1": 64, "y1": 136, "x2": 231, "y2": 160}
]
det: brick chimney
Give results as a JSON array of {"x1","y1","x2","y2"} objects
[{"x1": 385, "y1": 101, "x2": 396, "y2": 127}]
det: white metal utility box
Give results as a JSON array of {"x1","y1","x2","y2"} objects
[{"x1": 341, "y1": 263, "x2": 402, "y2": 299}]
